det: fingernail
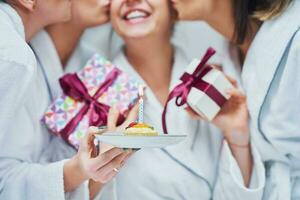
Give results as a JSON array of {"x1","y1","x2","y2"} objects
[
  {"x1": 132, "y1": 148, "x2": 140, "y2": 152},
  {"x1": 122, "y1": 148, "x2": 132, "y2": 153},
  {"x1": 98, "y1": 126, "x2": 107, "y2": 130}
]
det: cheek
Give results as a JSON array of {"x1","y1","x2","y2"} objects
[
  {"x1": 109, "y1": 9, "x2": 119, "y2": 29},
  {"x1": 175, "y1": 0, "x2": 208, "y2": 20},
  {"x1": 155, "y1": 10, "x2": 171, "y2": 27},
  {"x1": 110, "y1": 2, "x2": 122, "y2": 22},
  {"x1": 110, "y1": 13, "x2": 124, "y2": 36}
]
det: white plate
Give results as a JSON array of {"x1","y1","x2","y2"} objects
[{"x1": 95, "y1": 132, "x2": 187, "y2": 148}]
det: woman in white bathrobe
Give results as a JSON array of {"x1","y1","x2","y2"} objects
[
  {"x1": 109, "y1": 1, "x2": 266, "y2": 199},
  {"x1": 0, "y1": 1, "x2": 134, "y2": 199},
  {"x1": 51, "y1": 0, "x2": 267, "y2": 199},
  {"x1": 171, "y1": 0, "x2": 300, "y2": 199}
]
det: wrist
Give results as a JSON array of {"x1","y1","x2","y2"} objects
[
  {"x1": 64, "y1": 155, "x2": 88, "y2": 183},
  {"x1": 224, "y1": 127, "x2": 250, "y2": 147}
]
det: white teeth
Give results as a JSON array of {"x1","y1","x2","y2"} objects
[{"x1": 125, "y1": 10, "x2": 147, "y2": 20}]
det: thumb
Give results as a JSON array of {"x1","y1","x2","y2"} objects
[
  {"x1": 120, "y1": 104, "x2": 139, "y2": 130},
  {"x1": 107, "y1": 107, "x2": 120, "y2": 131},
  {"x1": 79, "y1": 127, "x2": 96, "y2": 155}
]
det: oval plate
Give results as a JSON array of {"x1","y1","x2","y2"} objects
[{"x1": 95, "y1": 133, "x2": 187, "y2": 148}]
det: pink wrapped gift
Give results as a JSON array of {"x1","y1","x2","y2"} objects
[
  {"x1": 162, "y1": 48, "x2": 233, "y2": 134},
  {"x1": 42, "y1": 54, "x2": 141, "y2": 148}
]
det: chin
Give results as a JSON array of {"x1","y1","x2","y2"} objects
[
  {"x1": 125, "y1": 31, "x2": 152, "y2": 39},
  {"x1": 64, "y1": 10, "x2": 72, "y2": 22},
  {"x1": 118, "y1": 27, "x2": 154, "y2": 40}
]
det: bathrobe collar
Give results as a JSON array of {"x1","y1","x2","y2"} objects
[
  {"x1": 242, "y1": 0, "x2": 300, "y2": 121},
  {"x1": 29, "y1": 30, "x2": 64, "y2": 99},
  {"x1": 113, "y1": 44, "x2": 217, "y2": 188}
]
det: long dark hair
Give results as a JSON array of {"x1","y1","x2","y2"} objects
[{"x1": 233, "y1": 0, "x2": 292, "y2": 44}]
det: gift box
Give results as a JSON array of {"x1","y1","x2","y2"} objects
[
  {"x1": 42, "y1": 54, "x2": 141, "y2": 148},
  {"x1": 162, "y1": 48, "x2": 234, "y2": 134}
]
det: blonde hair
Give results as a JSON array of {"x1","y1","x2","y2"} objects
[{"x1": 253, "y1": 0, "x2": 293, "y2": 21}]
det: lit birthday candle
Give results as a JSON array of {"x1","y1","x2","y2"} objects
[{"x1": 138, "y1": 85, "x2": 144, "y2": 123}]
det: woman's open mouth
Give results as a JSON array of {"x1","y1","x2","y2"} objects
[{"x1": 122, "y1": 9, "x2": 151, "y2": 24}]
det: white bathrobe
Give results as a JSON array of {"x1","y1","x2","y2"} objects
[
  {"x1": 222, "y1": 1, "x2": 300, "y2": 199},
  {"x1": 67, "y1": 22, "x2": 266, "y2": 200},
  {"x1": 0, "y1": 3, "x2": 93, "y2": 199},
  {"x1": 111, "y1": 45, "x2": 265, "y2": 200}
]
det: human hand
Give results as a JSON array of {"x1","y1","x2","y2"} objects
[{"x1": 185, "y1": 74, "x2": 250, "y2": 146}]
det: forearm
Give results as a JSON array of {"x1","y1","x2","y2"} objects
[
  {"x1": 228, "y1": 143, "x2": 253, "y2": 186},
  {"x1": 47, "y1": 23, "x2": 84, "y2": 66},
  {"x1": 213, "y1": 141, "x2": 265, "y2": 200},
  {"x1": 63, "y1": 155, "x2": 88, "y2": 192},
  {"x1": 225, "y1": 127, "x2": 253, "y2": 186}
]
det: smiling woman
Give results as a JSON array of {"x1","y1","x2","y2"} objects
[
  {"x1": 91, "y1": 0, "x2": 266, "y2": 200},
  {"x1": 110, "y1": 0, "x2": 176, "y2": 40}
]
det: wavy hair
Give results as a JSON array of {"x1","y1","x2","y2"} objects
[{"x1": 233, "y1": 0, "x2": 292, "y2": 44}]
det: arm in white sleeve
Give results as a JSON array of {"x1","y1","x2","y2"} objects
[
  {"x1": 0, "y1": 159, "x2": 66, "y2": 200},
  {"x1": 0, "y1": 60, "x2": 34, "y2": 137},
  {"x1": 213, "y1": 141, "x2": 265, "y2": 200},
  {"x1": 0, "y1": 60, "x2": 90, "y2": 200}
]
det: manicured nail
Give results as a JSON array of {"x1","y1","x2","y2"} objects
[
  {"x1": 98, "y1": 126, "x2": 107, "y2": 130},
  {"x1": 132, "y1": 148, "x2": 140, "y2": 152}
]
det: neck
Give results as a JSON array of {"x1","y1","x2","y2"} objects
[
  {"x1": 205, "y1": 0, "x2": 260, "y2": 61},
  {"x1": 205, "y1": 0, "x2": 235, "y2": 43},
  {"x1": 124, "y1": 34, "x2": 173, "y2": 104},
  {"x1": 13, "y1": 7, "x2": 43, "y2": 42}
]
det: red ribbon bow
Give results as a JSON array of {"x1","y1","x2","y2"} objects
[
  {"x1": 59, "y1": 68, "x2": 124, "y2": 143},
  {"x1": 162, "y1": 47, "x2": 227, "y2": 134}
]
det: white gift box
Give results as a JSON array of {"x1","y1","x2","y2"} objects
[{"x1": 186, "y1": 59, "x2": 234, "y2": 121}]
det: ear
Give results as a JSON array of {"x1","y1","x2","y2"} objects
[{"x1": 17, "y1": 0, "x2": 36, "y2": 11}]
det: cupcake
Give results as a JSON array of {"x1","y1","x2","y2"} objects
[{"x1": 124, "y1": 122, "x2": 158, "y2": 136}]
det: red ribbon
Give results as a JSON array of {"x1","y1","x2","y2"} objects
[
  {"x1": 59, "y1": 68, "x2": 124, "y2": 143},
  {"x1": 162, "y1": 47, "x2": 227, "y2": 134}
]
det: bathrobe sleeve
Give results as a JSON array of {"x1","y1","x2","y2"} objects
[
  {"x1": 259, "y1": 31, "x2": 300, "y2": 159},
  {"x1": 0, "y1": 158, "x2": 68, "y2": 200},
  {"x1": 0, "y1": 58, "x2": 91, "y2": 200},
  {"x1": 213, "y1": 141, "x2": 265, "y2": 200},
  {"x1": 0, "y1": 59, "x2": 34, "y2": 137},
  {"x1": 0, "y1": 60, "x2": 65, "y2": 199},
  {"x1": 0, "y1": 59, "x2": 65, "y2": 200}
]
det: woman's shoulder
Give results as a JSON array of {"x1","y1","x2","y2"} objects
[{"x1": 0, "y1": 12, "x2": 36, "y2": 71}]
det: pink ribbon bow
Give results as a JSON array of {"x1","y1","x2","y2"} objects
[
  {"x1": 59, "y1": 68, "x2": 124, "y2": 143},
  {"x1": 162, "y1": 47, "x2": 227, "y2": 134}
]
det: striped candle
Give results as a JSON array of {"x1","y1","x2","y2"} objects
[{"x1": 138, "y1": 85, "x2": 144, "y2": 123}]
